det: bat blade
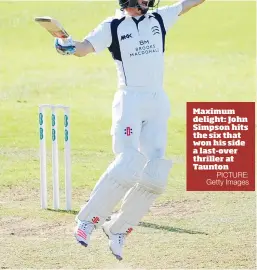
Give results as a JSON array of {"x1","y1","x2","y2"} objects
[{"x1": 34, "y1": 16, "x2": 69, "y2": 38}]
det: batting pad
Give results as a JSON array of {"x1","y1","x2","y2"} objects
[
  {"x1": 141, "y1": 158, "x2": 173, "y2": 194},
  {"x1": 76, "y1": 148, "x2": 146, "y2": 226},
  {"x1": 108, "y1": 158, "x2": 172, "y2": 234}
]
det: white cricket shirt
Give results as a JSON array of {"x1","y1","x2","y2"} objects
[{"x1": 85, "y1": 3, "x2": 182, "y2": 90}]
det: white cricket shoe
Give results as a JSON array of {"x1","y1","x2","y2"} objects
[
  {"x1": 102, "y1": 221, "x2": 126, "y2": 261},
  {"x1": 74, "y1": 219, "x2": 95, "y2": 247}
]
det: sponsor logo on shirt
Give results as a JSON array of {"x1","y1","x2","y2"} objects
[
  {"x1": 121, "y1": 33, "x2": 132, "y2": 41},
  {"x1": 129, "y1": 41, "x2": 160, "y2": 57},
  {"x1": 139, "y1": 40, "x2": 149, "y2": 46},
  {"x1": 151, "y1": 26, "x2": 160, "y2": 35}
]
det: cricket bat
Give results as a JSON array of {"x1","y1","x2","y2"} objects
[{"x1": 34, "y1": 16, "x2": 69, "y2": 38}]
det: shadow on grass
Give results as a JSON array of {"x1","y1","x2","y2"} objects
[
  {"x1": 45, "y1": 208, "x2": 208, "y2": 236},
  {"x1": 46, "y1": 208, "x2": 78, "y2": 215},
  {"x1": 139, "y1": 221, "x2": 209, "y2": 235}
]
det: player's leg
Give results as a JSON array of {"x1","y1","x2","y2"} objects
[
  {"x1": 74, "y1": 91, "x2": 146, "y2": 247},
  {"x1": 102, "y1": 91, "x2": 172, "y2": 260},
  {"x1": 139, "y1": 110, "x2": 169, "y2": 160}
]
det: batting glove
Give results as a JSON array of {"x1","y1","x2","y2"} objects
[{"x1": 55, "y1": 36, "x2": 76, "y2": 55}]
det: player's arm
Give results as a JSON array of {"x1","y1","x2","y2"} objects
[
  {"x1": 55, "y1": 37, "x2": 95, "y2": 57},
  {"x1": 155, "y1": 0, "x2": 206, "y2": 31},
  {"x1": 179, "y1": 0, "x2": 206, "y2": 15},
  {"x1": 73, "y1": 40, "x2": 95, "y2": 57},
  {"x1": 55, "y1": 19, "x2": 112, "y2": 57}
]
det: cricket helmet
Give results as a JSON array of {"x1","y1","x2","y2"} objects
[{"x1": 118, "y1": 0, "x2": 160, "y2": 10}]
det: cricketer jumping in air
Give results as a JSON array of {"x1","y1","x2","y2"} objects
[{"x1": 55, "y1": 0, "x2": 205, "y2": 261}]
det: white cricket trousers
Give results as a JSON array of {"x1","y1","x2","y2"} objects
[
  {"x1": 76, "y1": 88, "x2": 172, "y2": 227},
  {"x1": 111, "y1": 88, "x2": 171, "y2": 159}
]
